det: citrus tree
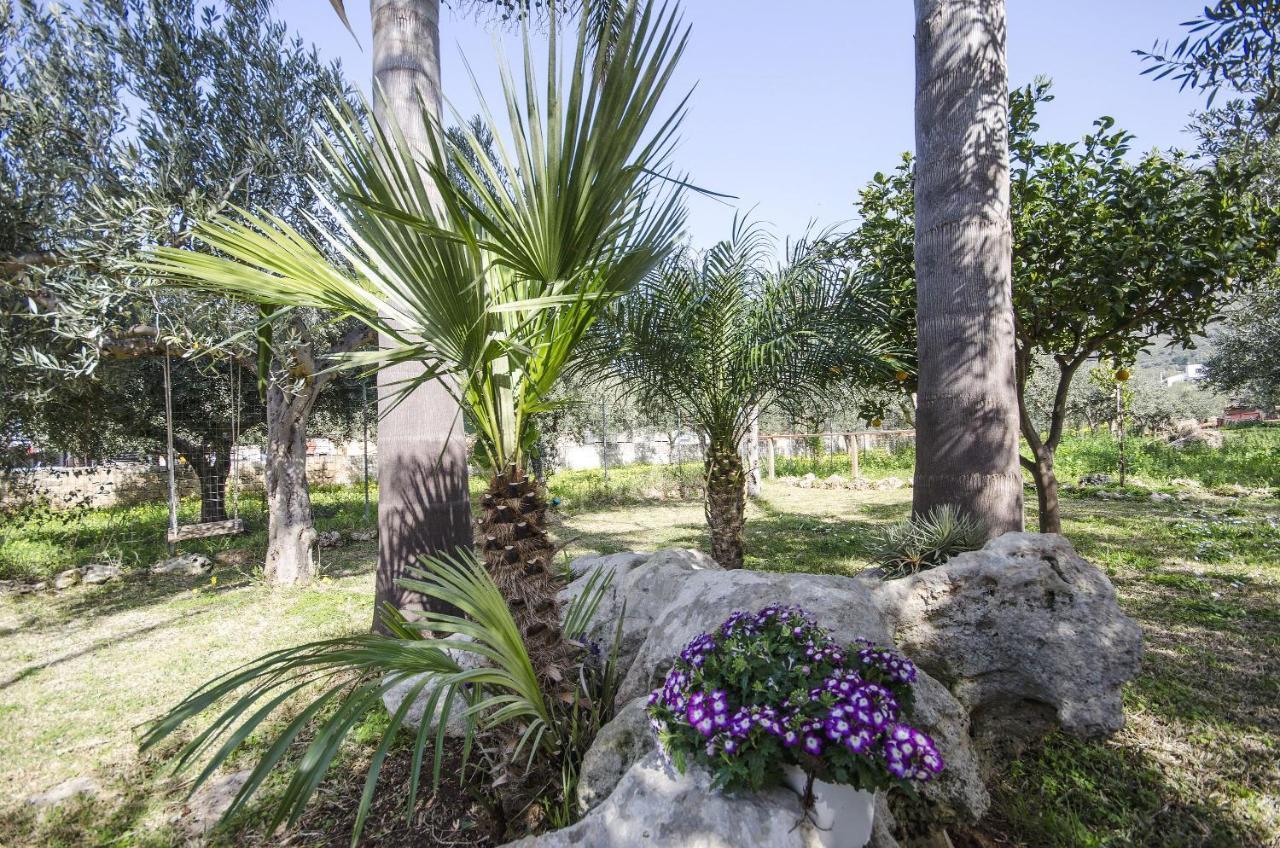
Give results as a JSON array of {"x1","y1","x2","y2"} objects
[{"x1": 842, "y1": 81, "x2": 1279, "y2": 533}]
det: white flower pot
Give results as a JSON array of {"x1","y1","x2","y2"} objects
[{"x1": 781, "y1": 765, "x2": 875, "y2": 848}]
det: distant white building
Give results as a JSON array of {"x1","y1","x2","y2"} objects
[{"x1": 1164, "y1": 363, "x2": 1206, "y2": 386}]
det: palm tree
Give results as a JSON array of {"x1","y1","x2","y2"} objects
[
  {"x1": 911, "y1": 0, "x2": 1024, "y2": 536},
  {"x1": 588, "y1": 221, "x2": 904, "y2": 568},
  {"x1": 367, "y1": 0, "x2": 474, "y2": 633},
  {"x1": 148, "y1": 2, "x2": 689, "y2": 677},
  {"x1": 140, "y1": 3, "x2": 687, "y2": 838}
]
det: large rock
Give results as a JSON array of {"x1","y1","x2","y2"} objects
[
  {"x1": 563, "y1": 549, "x2": 720, "y2": 676},
  {"x1": 52, "y1": 568, "x2": 81, "y2": 590},
  {"x1": 151, "y1": 554, "x2": 213, "y2": 576},
  {"x1": 507, "y1": 751, "x2": 823, "y2": 848},
  {"x1": 380, "y1": 637, "x2": 486, "y2": 736},
  {"x1": 606, "y1": 565, "x2": 989, "y2": 826},
  {"x1": 871, "y1": 532, "x2": 1142, "y2": 754},
  {"x1": 82, "y1": 563, "x2": 124, "y2": 585},
  {"x1": 576, "y1": 696, "x2": 656, "y2": 813},
  {"x1": 618, "y1": 569, "x2": 890, "y2": 704}
]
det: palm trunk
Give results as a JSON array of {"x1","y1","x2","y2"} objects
[
  {"x1": 911, "y1": 0, "x2": 1023, "y2": 539},
  {"x1": 744, "y1": 409, "x2": 762, "y2": 498},
  {"x1": 370, "y1": 0, "x2": 474, "y2": 632},
  {"x1": 264, "y1": 382, "x2": 318, "y2": 585},
  {"x1": 477, "y1": 465, "x2": 572, "y2": 684},
  {"x1": 704, "y1": 437, "x2": 746, "y2": 569}
]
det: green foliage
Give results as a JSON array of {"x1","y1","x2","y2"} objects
[
  {"x1": 871, "y1": 505, "x2": 984, "y2": 579},
  {"x1": 147, "y1": 1, "x2": 690, "y2": 475},
  {"x1": 2, "y1": 0, "x2": 366, "y2": 469},
  {"x1": 589, "y1": 218, "x2": 905, "y2": 459},
  {"x1": 648, "y1": 606, "x2": 936, "y2": 793},
  {"x1": 1205, "y1": 280, "x2": 1280, "y2": 410},
  {"x1": 141, "y1": 550, "x2": 617, "y2": 845},
  {"x1": 1051, "y1": 426, "x2": 1280, "y2": 489},
  {"x1": 1139, "y1": 0, "x2": 1280, "y2": 126},
  {"x1": 842, "y1": 79, "x2": 1280, "y2": 527}
]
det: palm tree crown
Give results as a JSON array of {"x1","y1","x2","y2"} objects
[{"x1": 588, "y1": 219, "x2": 906, "y2": 567}]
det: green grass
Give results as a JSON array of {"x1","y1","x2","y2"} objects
[
  {"x1": 0, "y1": 485, "x2": 378, "y2": 583},
  {"x1": 2, "y1": 437, "x2": 1278, "y2": 846},
  {"x1": 1049, "y1": 425, "x2": 1280, "y2": 489}
]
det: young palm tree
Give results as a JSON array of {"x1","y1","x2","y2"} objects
[
  {"x1": 588, "y1": 221, "x2": 905, "y2": 568},
  {"x1": 148, "y1": 2, "x2": 688, "y2": 680}
]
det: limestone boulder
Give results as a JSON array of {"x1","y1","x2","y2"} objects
[
  {"x1": 506, "y1": 752, "x2": 823, "y2": 848},
  {"x1": 316, "y1": 530, "x2": 344, "y2": 548},
  {"x1": 871, "y1": 532, "x2": 1142, "y2": 751},
  {"x1": 618, "y1": 569, "x2": 890, "y2": 704},
  {"x1": 575, "y1": 696, "x2": 655, "y2": 812},
  {"x1": 151, "y1": 554, "x2": 213, "y2": 576},
  {"x1": 82, "y1": 563, "x2": 124, "y2": 585},
  {"x1": 380, "y1": 639, "x2": 486, "y2": 737},
  {"x1": 52, "y1": 568, "x2": 81, "y2": 590},
  {"x1": 562, "y1": 549, "x2": 719, "y2": 676}
]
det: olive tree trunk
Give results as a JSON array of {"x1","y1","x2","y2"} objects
[
  {"x1": 370, "y1": 0, "x2": 474, "y2": 632},
  {"x1": 911, "y1": 0, "x2": 1023, "y2": 538},
  {"x1": 704, "y1": 436, "x2": 746, "y2": 569},
  {"x1": 174, "y1": 437, "x2": 230, "y2": 523},
  {"x1": 263, "y1": 381, "x2": 319, "y2": 585}
]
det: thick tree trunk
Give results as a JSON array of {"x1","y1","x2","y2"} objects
[
  {"x1": 704, "y1": 437, "x2": 746, "y2": 569},
  {"x1": 370, "y1": 0, "x2": 474, "y2": 632},
  {"x1": 911, "y1": 0, "x2": 1023, "y2": 539},
  {"x1": 176, "y1": 440, "x2": 230, "y2": 523},
  {"x1": 478, "y1": 465, "x2": 575, "y2": 686},
  {"x1": 264, "y1": 383, "x2": 318, "y2": 585},
  {"x1": 1025, "y1": 445, "x2": 1061, "y2": 534}
]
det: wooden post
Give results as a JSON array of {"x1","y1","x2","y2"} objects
[
  {"x1": 847, "y1": 434, "x2": 859, "y2": 479},
  {"x1": 767, "y1": 437, "x2": 776, "y2": 479}
]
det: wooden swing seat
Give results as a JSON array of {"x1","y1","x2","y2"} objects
[{"x1": 167, "y1": 518, "x2": 246, "y2": 543}]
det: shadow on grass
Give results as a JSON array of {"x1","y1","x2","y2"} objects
[
  {"x1": 992, "y1": 731, "x2": 1269, "y2": 848},
  {"x1": 3, "y1": 539, "x2": 379, "y2": 639}
]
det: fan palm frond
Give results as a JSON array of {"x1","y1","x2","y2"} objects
[
  {"x1": 144, "y1": 0, "x2": 690, "y2": 474},
  {"x1": 141, "y1": 550, "x2": 615, "y2": 845}
]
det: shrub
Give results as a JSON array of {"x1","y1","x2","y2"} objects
[
  {"x1": 872, "y1": 504, "x2": 984, "y2": 579},
  {"x1": 646, "y1": 605, "x2": 943, "y2": 800}
]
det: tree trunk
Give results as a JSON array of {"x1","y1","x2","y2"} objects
[
  {"x1": 704, "y1": 437, "x2": 746, "y2": 569},
  {"x1": 477, "y1": 465, "x2": 575, "y2": 687},
  {"x1": 744, "y1": 410, "x2": 762, "y2": 498},
  {"x1": 911, "y1": 0, "x2": 1023, "y2": 539},
  {"x1": 1026, "y1": 445, "x2": 1061, "y2": 534},
  {"x1": 370, "y1": 0, "x2": 474, "y2": 632},
  {"x1": 264, "y1": 382, "x2": 318, "y2": 585},
  {"x1": 176, "y1": 440, "x2": 230, "y2": 523}
]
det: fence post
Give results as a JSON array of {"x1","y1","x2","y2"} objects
[
  {"x1": 847, "y1": 433, "x2": 859, "y2": 479},
  {"x1": 767, "y1": 437, "x2": 776, "y2": 479}
]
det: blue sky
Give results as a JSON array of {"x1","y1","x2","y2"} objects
[{"x1": 276, "y1": 1, "x2": 1209, "y2": 247}]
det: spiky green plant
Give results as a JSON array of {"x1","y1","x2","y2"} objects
[
  {"x1": 141, "y1": 553, "x2": 619, "y2": 844},
  {"x1": 872, "y1": 504, "x2": 985, "y2": 579},
  {"x1": 143, "y1": 0, "x2": 689, "y2": 680},
  {"x1": 586, "y1": 218, "x2": 907, "y2": 568}
]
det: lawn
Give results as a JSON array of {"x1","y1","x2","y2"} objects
[{"x1": 1, "y1": 431, "x2": 1277, "y2": 846}]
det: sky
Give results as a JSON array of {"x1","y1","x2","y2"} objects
[{"x1": 273, "y1": 1, "x2": 1211, "y2": 248}]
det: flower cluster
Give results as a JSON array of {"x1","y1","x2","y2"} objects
[{"x1": 647, "y1": 606, "x2": 943, "y2": 794}]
